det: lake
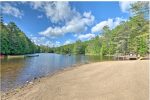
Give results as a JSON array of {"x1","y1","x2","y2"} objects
[{"x1": 1, "y1": 53, "x2": 113, "y2": 92}]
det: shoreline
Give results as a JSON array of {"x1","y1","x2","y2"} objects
[
  {"x1": 1, "y1": 61, "x2": 92, "y2": 94},
  {"x1": 1, "y1": 59, "x2": 117, "y2": 94},
  {"x1": 1, "y1": 60, "x2": 149, "y2": 100}
]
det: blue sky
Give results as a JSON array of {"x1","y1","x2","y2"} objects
[{"x1": 1, "y1": 1, "x2": 132, "y2": 47}]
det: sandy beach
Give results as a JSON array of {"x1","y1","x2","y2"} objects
[{"x1": 1, "y1": 60, "x2": 149, "y2": 100}]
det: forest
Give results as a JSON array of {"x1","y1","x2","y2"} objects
[
  {"x1": 0, "y1": 21, "x2": 36, "y2": 55},
  {"x1": 53, "y1": 2, "x2": 149, "y2": 56},
  {"x1": 0, "y1": 2, "x2": 149, "y2": 56}
]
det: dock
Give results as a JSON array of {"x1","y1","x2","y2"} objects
[
  {"x1": 116, "y1": 55, "x2": 137, "y2": 60},
  {"x1": 110, "y1": 54, "x2": 138, "y2": 60},
  {"x1": 7, "y1": 55, "x2": 25, "y2": 59}
]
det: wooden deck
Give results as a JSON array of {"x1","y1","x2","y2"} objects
[{"x1": 114, "y1": 55, "x2": 138, "y2": 60}]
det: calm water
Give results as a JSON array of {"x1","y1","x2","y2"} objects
[{"x1": 1, "y1": 53, "x2": 113, "y2": 92}]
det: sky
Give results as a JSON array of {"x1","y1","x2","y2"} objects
[{"x1": 1, "y1": 1, "x2": 133, "y2": 47}]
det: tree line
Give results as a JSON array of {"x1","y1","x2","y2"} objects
[
  {"x1": 53, "y1": 2, "x2": 149, "y2": 57},
  {"x1": 0, "y1": 18, "x2": 51, "y2": 55}
]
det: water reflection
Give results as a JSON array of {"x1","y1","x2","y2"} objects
[
  {"x1": 1, "y1": 58, "x2": 26, "y2": 91},
  {"x1": 1, "y1": 53, "x2": 113, "y2": 92}
]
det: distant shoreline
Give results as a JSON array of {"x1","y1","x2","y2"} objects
[{"x1": 1, "y1": 60, "x2": 149, "y2": 100}]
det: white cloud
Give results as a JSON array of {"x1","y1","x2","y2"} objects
[
  {"x1": 4, "y1": 22, "x2": 8, "y2": 25},
  {"x1": 30, "y1": 2, "x2": 44, "y2": 9},
  {"x1": 63, "y1": 39, "x2": 74, "y2": 45},
  {"x1": 119, "y1": 1, "x2": 135, "y2": 13},
  {"x1": 83, "y1": 12, "x2": 92, "y2": 18},
  {"x1": 29, "y1": 36, "x2": 52, "y2": 47},
  {"x1": 91, "y1": 17, "x2": 126, "y2": 33},
  {"x1": 29, "y1": 35, "x2": 62, "y2": 47},
  {"x1": 1, "y1": 3, "x2": 23, "y2": 18},
  {"x1": 77, "y1": 33, "x2": 96, "y2": 40},
  {"x1": 113, "y1": 17, "x2": 126, "y2": 27},
  {"x1": 92, "y1": 19, "x2": 113, "y2": 33},
  {"x1": 39, "y1": 11, "x2": 95, "y2": 37},
  {"x1": 37, "y1": 15, "x2": 43, "y2": 19},
  {"x1": 30, "y1": 2, "x2": 77, "y2": 23},
  {"x1": 29, "y1": 2, "x2": 95, "y2": 38},
  {"x1": 55, "y1": 41, "x2": 61, "y2": 47}
]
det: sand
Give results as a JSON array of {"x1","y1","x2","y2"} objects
[{"x1": 1, "y1": 60, "x2": 149, "y2": 100}]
